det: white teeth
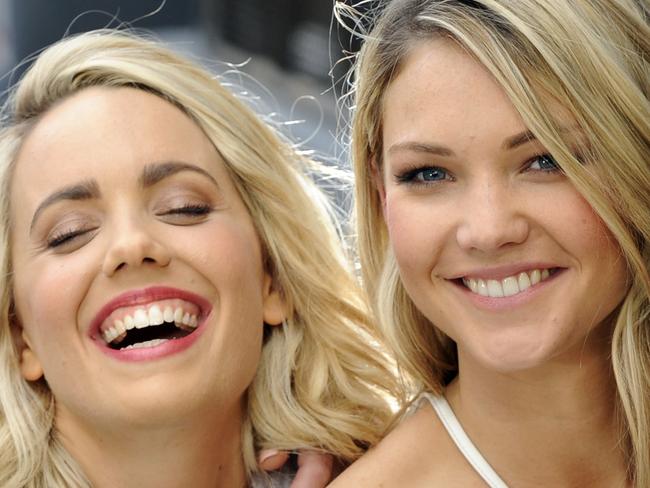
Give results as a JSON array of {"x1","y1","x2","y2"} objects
[
  {"x1": 163, "y1": 306, "x2": 174, "y2": 323},
  {"x1": 487, "y1": 280, "x2": 504, "y2": 298},
  {"x1": 101, "y1": 302, "x2": 201, "y2": 345},
  {"x1": 501, "y1": 276, "x2": 519, "y2": 297},
  {"x1": 517, "y1": 272, "x2": 531, "y2": 292},
  {"x1": 477, "y1": 279, "x2": 489, "y2": 297},
  {"x1": 462, "y1": 268, "x2": 554, "y2": 299},
  {"x1": 124, "y1": 315, "x2": 135, "y2": 330},
  {"x1": 123, "y1": 338, "x2": 168, "y2": 350},
  {"x1": 530, "y1": 269, "x2": 541, "y2": 285},
  {"x1": 148, "y1": 305, "x2": 164, "y2": 326},
  {"x1": 174, "y1": 307, "x2": 184, "y2": 324},
  {"x1": 134, "y1": 309, "x2": 149, "y2": 329},
  {"x1": 114, "y1": 319, "x2": 126, "y2": 336}
]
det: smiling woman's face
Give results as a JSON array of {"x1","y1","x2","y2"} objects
[
  {"x1": 379, "y1": 39, "x2": 628, "y2": 372},
  {"x1": 10, "y1": 87, "x2": 284, "y2": 431}
]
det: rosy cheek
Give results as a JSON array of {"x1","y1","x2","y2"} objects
[{"x1": 384, "y1": 195, "x2": 431, "y2": 273}]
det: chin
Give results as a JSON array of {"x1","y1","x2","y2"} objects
[{"x1": 466, "y1": 334, "x2": 560, "y2": 374}]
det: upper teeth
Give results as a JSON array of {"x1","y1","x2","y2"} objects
[
  {"x1": 462, "y1": 268, "x2": 551, "y2": 298},
  {"x1": 101, "y1": 303, "x2": 198, "y2": 344}
]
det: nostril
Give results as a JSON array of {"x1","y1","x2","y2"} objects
[{"x1": 143, "y1": 257, "x2": 156, "y2": 264}]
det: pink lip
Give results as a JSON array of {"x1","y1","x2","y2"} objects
[
  {"x1": 89, "y1": 286, "x2": 213, "y2": 362},
  {"x1": 451, "y1": 268, "x2": 566, "y2": 311},
  {"x1": 449, "y1": 262, "x2": 562, "y2": 281}
]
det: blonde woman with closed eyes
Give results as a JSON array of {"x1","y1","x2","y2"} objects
[{"x1": 0, "y1": 30, "x2": 396, "y2": 488}]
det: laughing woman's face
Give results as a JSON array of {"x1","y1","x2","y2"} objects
[{"x1": 10, "y1": 87, "x2": 285, "y2": 432}]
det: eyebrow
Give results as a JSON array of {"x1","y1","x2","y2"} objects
[
  {"x1": 30, "y1": 180, "x2": 100, "y2": 232},
  {"x1": 387, "y1": 142, "x2": 454, "y2": 157},
  {"x1": 138, "y1": 161, "x2": 220, "y2": 190},
  {"x1": 30, "y1": 161, "x2": 220, "y2": 232},
  {"x1": 502, "y1": 130, "x2": 537, "y2": 150},
  {"x1": 386, "y1": 130, "x2": 543, "y2": 158}
]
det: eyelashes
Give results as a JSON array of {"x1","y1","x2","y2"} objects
[
  {"x1": 46, "y1": 227, "x2": 94, "y2": 248},
  {"x1": 393, "y1": 154, "x2": 563, "y2": 187},
  {"x1": 526, "y1": 154, "x2": 561, "y2": 172},
  {"x1": 45, "y1": 203, "x2": 214, "y2": 250},
  {"x1": 158, "y1": 203, "x2": 213, "y2": 217},
  {"x1": 395, "y1": 166, "x2": 452, "y2": 185}
]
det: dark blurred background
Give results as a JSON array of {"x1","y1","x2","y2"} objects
[{"x1": 0, "y1": 0, "x2": 359, "y2": 163}]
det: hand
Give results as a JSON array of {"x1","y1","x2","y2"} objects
[{"x1": 258, "y1": 449, "x2": 334, "y2": 488}]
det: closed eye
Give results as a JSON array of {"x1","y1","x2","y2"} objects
[
  {"x1": 47, "y1": 227, "x2": 95, "y2": 249},
  {"x1": 157, "y1": 203, "x2": 214, "y2": 225},
  {"x1": 162, "y1": 203, "x2": 213, "y2": 216}
]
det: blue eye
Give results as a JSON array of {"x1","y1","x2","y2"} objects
[
  {"x1": 528, "y1": 154, "x2": 560, "y2": 172},
  {"x1": 396, "y1": 166, "x2": 451, "y2": 185}
]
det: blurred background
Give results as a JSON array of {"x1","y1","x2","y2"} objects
[{"x1": 0, "y1": 0, "x2": 360, "y2": 164}]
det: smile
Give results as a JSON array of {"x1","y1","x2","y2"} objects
[
  {"x1": 461, "y1": 268, "x2": 557, "y2": 298},
  {"x1": 101, "y1": 300, "x2": 200, "y2": 350},
  {"x1": 90, "y1": 286, "x2": 212, "y2": 360}
]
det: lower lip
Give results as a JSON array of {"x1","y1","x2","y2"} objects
[
  {"x1": 453, "y1": 269, "x2": 566, "y2": 311},
  {"x1": 95, "y1": 318, "x2": 208, "y2": 362}
]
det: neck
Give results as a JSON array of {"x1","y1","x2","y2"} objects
[
  {"x1": 446, "y1": 333, "x2": 629, "y2": 487},
  {"x1": 56, "y1": 401, "x2": 248, "y2": 488}
]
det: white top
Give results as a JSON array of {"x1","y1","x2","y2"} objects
[{"x1": 421, "y1": 393, "x2": 510, "y2": 488}]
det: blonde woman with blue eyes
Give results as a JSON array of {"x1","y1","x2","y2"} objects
[
  {"x1": 0, "y1": 30, "x2": 396, "y2": 487},
  {"x1": 329, "y1": 0, "x2": 649, "y2": 487}
]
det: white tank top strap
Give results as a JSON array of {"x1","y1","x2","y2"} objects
[{"x1": 420, "y1": 392, "x2": 510, "y2": 488}]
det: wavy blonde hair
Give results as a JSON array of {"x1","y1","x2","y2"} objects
[
  {"x1": 0, "y1": 30, "x2": 397, "y2": 487},
  {"x1": 337, "y1": 0, "x2": 650, "y2": 485}
]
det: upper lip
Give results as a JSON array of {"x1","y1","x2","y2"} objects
[
  {"x1": 88, "y1": 286, "x2": 213, "y2": 339},
  {"x1": 447, "y1": 262, "x2": 563, "y2": 281}
]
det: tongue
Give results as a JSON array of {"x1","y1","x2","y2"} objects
[{"x1": 112, "y1": 322, "x2": 191, "y2": 350}]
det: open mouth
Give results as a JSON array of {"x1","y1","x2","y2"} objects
[
  {"x1": 101, "y1": 302, "x2": 200, "y2": 350},
  {"x1": 457, "y1": 267, "x2": 561, "y2": 298}
]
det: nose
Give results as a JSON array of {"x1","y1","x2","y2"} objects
[
  {"x1": 102, "y1": 217, "x2": 171, "y2": 277},
  {"x1": 455, "y1": 180, "x2": 529, "y2": 252}
]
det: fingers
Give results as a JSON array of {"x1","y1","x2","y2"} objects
[
  {"x1": 290, "y1": 451, "x2": 334, "y2": 488},
  {"x1": 258, "y1": 449, "x2": 290, "y2": 471}
]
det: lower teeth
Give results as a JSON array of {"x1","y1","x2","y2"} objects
[{"x1": 122, "y1": 338, "x2": 168, "y2": 350}]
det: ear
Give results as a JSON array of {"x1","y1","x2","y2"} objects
[
  {"x1": 370, "y1": 156, "x2": 387, "y2": 221},
  {"x1": 262, "y1": 274, "x2": 286, "y2": 327},
  {"x1": 16, "y1": 328, "x2": 44, "y2": 382}
]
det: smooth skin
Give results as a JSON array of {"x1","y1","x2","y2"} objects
[
  {"x1": 331, "y1": 39, "x2": 629, "y2": 487},
  {"x1": 11, "y1": 87, "x2": 285, "y2": 488}
]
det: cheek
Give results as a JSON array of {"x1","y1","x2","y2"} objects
[
  {"x1": 557, "y1": 193, "x2": 624, "y2": 268},
  {"x1": 13, "y1": 260, "x2": 88, "y2": 342},
  {"x1": 191, "y1": 220, "x2": 267, "y2": 318},
  {"x1": 384, "y1": 193, "x2": 446, "y2": 278}
]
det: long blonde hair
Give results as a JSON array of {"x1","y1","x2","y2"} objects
[
  {"x1": 0, "y1": 30, "x2": 397, "y2": 487},
  {"x1": 337, "y1": 0, "x2": 650, "y2": 485}
]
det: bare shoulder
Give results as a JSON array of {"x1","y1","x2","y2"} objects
[{"x1": 329, "y1": 399, "x2": 485, "y2": 487}]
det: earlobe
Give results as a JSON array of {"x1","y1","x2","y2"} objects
[
  {"x1": 18, "y1": 330, "x2": 44, "y2": 381},
  {"x1": 262, "y1": 275, "x2": 286, "y2": 327}
]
